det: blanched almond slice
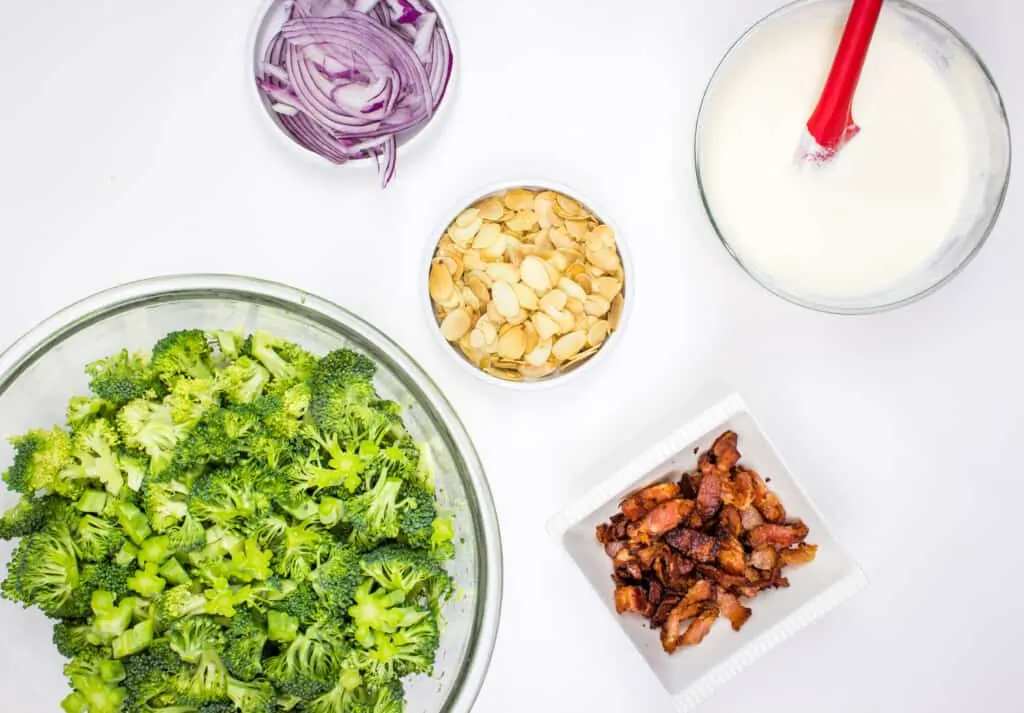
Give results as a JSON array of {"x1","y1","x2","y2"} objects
[
  {"x1": 482, "y1": 234, "x2": 508, "y2": 259},
  {"x1": 491, "y1": 281, "x2": 520, "y2": 318},
  {"x1": 477, "y1": 317, "x2": 498, "y2": 346},
  {"x1": 504, "y1": 188, "x2": 536, "y2": 211},
  {"x1": 566, "y1": 298, "x2": 584, "y2": 316},
  {"x1": 456, "y1": 208, "x2": 481, "y2": 228},
  {"x1": 532, "y1": 312, "x2": 559, "y2": 341},
  {"x1": 534, "y1": 194, "x2": 557, "y2": 229},
  {"x1": 554, "y1": 194, "x2": 582, "y2": 218},
  {"x1": 539, "y1": 288, "x2": 567, "y2": 313},
  {"x1": 486, "y1": 366, "x2": 523, "y2": 381},
  {"x1": 466, "y1": 274, "x2": 491, "y2": 304},
  {"x1": 586, "y1": 246, "x2": 621, "y2": 273},
  {"x1": 542, "y1": 259, "x2": 561, "y2": 289},
  {"x1": 520, "y1": 362, "x2": 557, "y2": 379},
  {"x1": 547, "y1": 251, "x2": 570, "y2": 273},
  {"x1": 463, "y1": 250, "x2": 486, "y2": 271},
  {"x1": 524, "y1": 320, "x2": 539, "y2": 354},
  {"x1": 558, "y1": 277, "x2": 587, "y2": 302},
  {"x1": 513, "y1": 282, "x2": 539, "y2": 311},
  {"x1": 469, "y1": 328, "x2": 487, "y2": 351},
  {"x1": 486, "y1": 262, "x2": 520, "y2": 284},
  {"x1": 584, "y1": 295, "x2": 611, "y2": 316},
  {"x1": 549, "y1": 226, "x2": 574, "y2": 249},
  {"x1": 440, "y1": 309, "x2": 472, "y2": 342},
  {"x1": 498, "y1": 326, "x2": 527, "y2": 360},
  {"x1": 476, "y1": 198, "x2": 505, "y2": 221},
  {"x1": 472, "y1": 223, "x2": 501, "y2": 250},
  {"x1": 429, "y1": 261, "x2": 455, "y2": 302},
  {"x1": 573, "y1": 312, "x2": 590, "y2": 332},
  {"x1": 506, "y1": 210, "x2": 539, "y2": 233},
  {"x1": 565, "y1": 219, "x2": 588, "y2": 240},
  {"x1": 551, "y1": 308, "x2": 575, "y2": 334},
  {"x1": 461, "y1": 286, "x2": 481, "y2": 311},
  {"x1": 450, "y1": 218, "x2": 483, "y2": 244},
  {"x1": 591, "y1": 224, "x2": 616, "y2": 248},
  {"x1": 553, "y1": 331, "x2": 587, "y2": 361},
  {"x1": 593, "y1": 276, "x2": 622, "y2": 300},
  {"x1": 588, "y1": 320, "x2": 609, "y2": 346},
  {"x1": 520, "y1": 256, "x2": 552, "y2": 292},
  {"x1": 507, "y1": 308, "x2": 530, "y2": 326},
  {"x1": 525, "y1": 339, "x2": 552, "y2": 366},
  {"x1": 609, "y1": 294, "x2": 624, "y2": 330},
  {"x1": 486, "y1": 300, "x2": 504, "y2": 325},
  {"x1": 574, "y1": 272, "x2": 593, "y2": 294}
]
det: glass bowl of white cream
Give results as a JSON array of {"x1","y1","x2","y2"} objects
[{"x1": 695, "y1": 0, "x2": 1011, "y2": 314}]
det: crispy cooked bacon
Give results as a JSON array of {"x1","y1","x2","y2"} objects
[
  {"x1": 620, "y1": 481, "x2": 681, "y2": 521},
  {"x1": 615, "y1": 585, "x2": 654, "y2": 616},
  {"x1": 716, "y1": 591, "x2": 751, "y2": 631},
  {"x1": 779, "y1": 543, "x2": 818, "y2": 565},
  {"x1": 747, "y1": 520, "x2": 809, "y2": 549},
  {"x1": 597, "y1": 431, "x2": 815, "y2": 654},
  {"x1": 637, "y1": 498, "x2": 695, "y2": 540},
  {"x1": 665, "y1": 527, "x2": 720, "y2": 563}
]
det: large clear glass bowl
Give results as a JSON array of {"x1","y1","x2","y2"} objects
[
  {"x1": 0, "y1": 274, "x2": 502, "y2": 713},
  {"x1": 695, "y1": 0, "x2": 1012, "y2": 314}
]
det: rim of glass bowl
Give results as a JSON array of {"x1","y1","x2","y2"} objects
[
  {"x1": 0, "y1": 273, "x2": 503, "y2": 713},
  {"x1": 421, "y1": 178, "x2": 635, "y2": 391},
  {"x1": 249, "y1": 0, "x2": 461, "y2": 171},
  {"x1": 693, "y1": 0, "x2": 1012, "y2": 316}
]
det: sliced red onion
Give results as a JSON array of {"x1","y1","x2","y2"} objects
[{"x1": 259, "y1": 0, "x2": 453, "y2": 187}]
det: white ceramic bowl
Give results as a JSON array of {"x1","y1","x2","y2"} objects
[
  {"x1": 249, "y1": 0, "x2": 459, "y2": 175},
  {"x1": 422, "y1": 179, "x2": 634, "y2": 391},
  {"x1": 547, "y1": 393, "x2": 866, "y2": 712}
]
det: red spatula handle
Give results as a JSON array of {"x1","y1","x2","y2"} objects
[{"x1": 806, "y1": 0, "x2": 884, "y2": 152}]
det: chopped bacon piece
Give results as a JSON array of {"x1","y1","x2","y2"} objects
[
  {"x1": 779, "y1": 543, "x2": 818, "y2": 565},
  {"x1": 755, "y1": 489, "x2": 787, "y2": 523},
  {"x1": 660, "y1": 586, "x2": 712, "y2": 653},
  {"x1": 615, "y1": 585, "x2": 654, "y2": 616},
  {"x1": 716, "y1": 591, "x2": 752, "y2": 631},
  {"x1": 604, "y1": 540, "x2": 627, "y2": 559},
  {"x1": 620, "y1": 482, "x2": 681, "y2": 521},
  {"x1": 718, "y1": 504, "x2": 743, "y2": 539},
  {"x1": 717, "y1": 536, "x2": 746, "y2": 575},
  {"x1": 665, "y1": 527, "x2": 720, "y2": 563},
  {"x1": 681, "y1": 606, "x2": 720, "y2": 646},
  {"x1": 612, "y1": 547, "x2": 643, "y2": 581},
  {"x1": 650, "y1": 596, "x2": 681, "y2": 629},
  {"x1": 696, "y1": 564, "x2": 751, "y2": 590},
  {"x1": 679, "y1": 472, "x2": 700, "y2": 499},
  {"x1": 711, "y1": 431, "x2": 741, "y2": 471},
  {"x1": 722, "y1": 468, "x2": 754, "y2": 509},
  {"x1": 635, "y1": 543, "x2": 668, "y2": 571},
  {"x1": 596, "y1": 523, "x2": 613, "y2": 544},
  {"x1": 653, "y1": 548, "x2": 695, "y2": 591},
  {"x1": 747, "y1": 520, "x2": 809, "y2": 548},
  {"x1": 647, "y1": 578, "x2": 664, "y2": 607},
  {"x1": 739, "y1": 504, "x2": 764, "y2": 530},
  {"x1": 680, "y1": 578, "x2": 714, "y2": 606},
  {"x1": 748, "y1": 544, "x2": 778, "y2": 571},
  {"x1": 637, "y1": 498, "x2": 695, "y2": 540},
  {"x1": 696, "y1": 471, "x2": 723, "y2": 521}
]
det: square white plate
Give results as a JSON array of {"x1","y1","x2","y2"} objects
[{"x1": 546, "y1": 393, "x2": 867, "y2": 712}]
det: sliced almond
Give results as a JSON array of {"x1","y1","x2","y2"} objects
[
  {"x1": 549, "y1": 226, "x2": 575, "y2": 249},
  {"x1": 513, "y1": 282, "x2": 539, "y2": 311},
  {"x1": 520, "y1": 256, "x2": 553, "y2": 292},
  {"x1": 482, "y1": 233, "x2": 508, "y2": 260},
  {"x1": 485, "y1": 366, "x2": 523, "y2": 382},
  {"x1": 574, "y1": 272, "x2": 593, "y2": 294},
  {"x1": 583, "y1": 294, "x2": 611, "y2": 316},
  {"x1": 553, "y1": 331, "x2": 587, "y2": 361},
  {"x1": 558, "y1": 277, "x2": 588, "y2": 302},
  {"x1": 429, "y1": 261, "x2": 455, "y2": 303},
  {"x1": 472, "y1": 223, "x2": 501, "y2": 250},
  {"x1": 593, "y1": 276, "x2": 623, "y2": 300},
  {"x1": 506, "y1": 210, "x2": 539, "y2": 233},
  {"x1": 440, "y1": 309, "x2": 472, "y2": 342},
  {"x1": 586, "y1": 246, "x2": 621, "y2": 274},
  {"x1": 573, "y1": 312, "x2": 590, "y2": 331},
  {"x1": 588, "y1": 320, "x2": 609, "y2": 346},
  {"x1": 591, "y1": 224, "x2": 616, "y2": 248},
  {"x1": 486, "y1": 300, "x2": 504, "y2": 325},
  {"x1": 456, "y1": 208, "x2": 481, "y2": 228},
  {"x1": 542, "y1": 259, "x2": 561, "y2": 289},
  {"x1": 497, "y1": 326, "x2": 527, "y2": 360},
  {"x1": 507, "y1": 308, "x2": 530, "y2": 326},
  {"x1": 551, "y1": 308, "x2": 575, "y2": 334},
  {"x1": 524, "y1": 320, "x2": 539, "y2": 354},
  {"x1": 609, "y1": 294, "x2": 624, "y2": 330},
  {"x1": 450, "y1": 217, "x2": 483, "y2": 244},
  {"x1": 477, "y1": 317, "x2": 498, "y2": 347},
  {"x1": 504, "y1": 188, "x2": 536, "y2": 211},
  {"x1": 565, "y1": 297, "x2": 584, "y2": 316},
  {"x1": 461, "y1": 286, "x2": 481, "y2": 311},
  {"x1": 486, "y1": 262, "x2": 520, "y2": 284},
  {"x1": 521, "y1": 362, "x2": 557, "y2": 379},
  {"x1": 476, "y1": 198, "x2": 505, "y2": 221},
  {"x1": 539, "y1": 288, "x2": 567, "y2": 313},
  {"x1": 532, "y1": 312, "x2": 559, "y2": 341},
  {"x1": 565, "y1": 219, "x2": 588, "y2": 240},
  {"x1": 466, "y1": 274, "x2": 491, "y2": 304},
  {"x1": 463, "y1": 250, "x2": 486, "y2": 272},
  {"x1": 554, "y1": 194, "x2": 582, "y2": 218},
  {"x1": 525, "y1": 339, "x2": 552, "y2": 366},
  {"x1": 468, "y1": 328, "x2": 487, "y2": 351},
  {"x1": 491, "y1": 281, "x2": 520, "y2": 318},
  {"x1": 534, "y1": 194, "x2": 558, "y2": 229}
]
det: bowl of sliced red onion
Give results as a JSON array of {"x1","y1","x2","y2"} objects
[{"x1": 252, "y1": 0, "x2": 457, "y2": 188}]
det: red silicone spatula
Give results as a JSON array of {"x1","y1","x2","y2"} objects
[{"x1": 802, "y1": 0, "x2": 884, "y2": 162}]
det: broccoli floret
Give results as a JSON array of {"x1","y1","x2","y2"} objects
[
  {"x1": 429, "y1": 515, "x2": 456, "y2": 563},
  {"x1": 64, "y1": 672, "x2": 127, "y2": 713},
  {"x1": 311, "y1": 545, "x2": 361, "y2": 616},
  {"x1": 67, "y1": 419, "x2": 125, "y2": 496},
  {"x1": 76, "y1": 514, "x2": 126, "y2": 562},
  {"x1": 53, "y1": 620, "x2": 103, "y2": 659},
  {"x1": 216, "y1": 357, "x2": 270, "y2": 406},
  {"x1": 118, "y1": 399, "x2": 186, "y2": 475},
  {"x1": 359, "y1": 545, "x2": 447, "y2": 602},
  {"x1": 85, "y1": 350, "x2": 161, "y2": 407},
  {"x1": 250, "y1": 332, "x2": 316, "y2": 387},
  {"x1": 0, "y1": 493, "x2": 59, "y2": 539},
  {"x1": 226, "y1": 676, "x2": 275, "y2": 713},
  {"x1": 89, "y1": 590, "x2": 136, "y2": 643},
  {"x1": 356, "y1": 616, "x2": 439, "y2": 685},
  {"x1": 2, "y1": 521, "x2": 80, "y2": 616},
  {"x1": 264, "y1": 622, "x2": 345, "y2": 701},
  {"x1": 188, "y1": 467, "x2": 270, "y2": 528},
  {"x1": 273, "y1": 521, "x2": 328, "y2": 583},
  {"x1": 151, "y1": 331, "x2": 215, "y2": 384},
  {"x1": 304, "y1": 666, "x2": 370, "y2": 713},
  {"x1": 167, "y1": 514, "x2": 206, "y2": 555},
  {"x1": 143, "y1": 478, "x2": 191, "y2": 532},
  {"x1": 2, "y1": 426, "x2": 73, "y2": 496},
  {"x1": 347, "y1": 581, "x2": 426, "y2": 649},
  {"x1": 222, "y1": 607, "x2": 267, "y2": 682},
  {"x1": 112, "y1": 619, "x2": 155, "y2": 658},
  {"x1": 273, "y1": 582, "x2": 323, "y2": 629},
  {"x1": 395, "y1": 485, "x2": 436, "y2": 551},
  {"x1": 66, "y1": 396, "x2": 116, "y2": 431},
  {"x1": 267, "y1": 610, "x2": 299, "y2": 642},
  {"x1": 155, "y1": 585, "x2": 209, "y2": 626},
  {"x1": 171, "y1": 648, "x2": 229, "y2": 705},
  {"x1": 165, "y1": 376, "x2": 220, "y2": 428},
  {"x1": 121, "y1": 454, "x2": 149, "y2": 492},
  {"x1": 127, "y1": 562, "x2": 168, "y2": 598},
  {"x1": 169, "y1": 615, "x2": 225, "y2": 663},
  {"x1": 295, "y1": 436, "x2": 365, "y2": 494},
  {"x1": 346, "y1": 473, "x2": 406, "y2": 550},
  {"x1": 120, "y1": 642, "x2": 187, "y2": 710},
  {"x1": 367, "y1": 681, "x2": 404, "y2": 713},
  {"x1": 80, "y1": 562, "x2": 133, "y2": 603}
]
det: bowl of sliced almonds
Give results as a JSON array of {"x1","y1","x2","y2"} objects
[{"x1": 425, "y1": 181, "x2": 630, "y2": 387}]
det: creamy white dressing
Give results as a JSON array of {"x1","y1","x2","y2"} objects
[{"x1": 698, "y1": 3, "x2": 972, "y2": 301}]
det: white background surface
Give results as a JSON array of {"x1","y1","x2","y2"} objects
[{"x1": 0, "y1": 0, "x2": 1021, "y2": 712}]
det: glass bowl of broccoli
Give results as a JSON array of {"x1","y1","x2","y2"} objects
[{"x1": 0, "y1": 274, "x2": 502, "y2": 713}]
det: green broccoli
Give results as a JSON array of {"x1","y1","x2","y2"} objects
[
  {"x1": 2, "y1": 521, "x2": 80, "y2": 616},
  {"x1": 346, "y1": 473, "x2": 407, "y2": 550},
  {"x1": 303, "y1": 665, "x2": 370, "y2": 713},
  {"x1": 221, "y1": 607, "x2": 267, "y2": 682},
  {"x1": 367, "y1": 682, "x2": 405, "y2": 713},
  {"x1": 151, "y1": 331, "x2": 215, "y2": 384},
  {"x1": 117, "y1": 399, "x2": 186, "y2": 474},
  {"x1": 264, "y1": 622, "x2": 345, "y2": 701},
  {"x1": 0, "y1": 493, "x2": 59, "y2": 539},
  {"x1": 347, "y1": 581, "x2": 426, "y2": 649},
  {"x1": 171, "y1": 648, "x2": 228, "y2": 705},
  {"x1": 250, "y1": 332, "x2": 316, "y2": 387},
  {"x1": 359, "y1": 546, "x2": 447, "y2": 602},
  {"x1": 85, "y1": 350, "x2": 161, "y2": 407},
  {"x1": 76, "y1": 514, "x2": 126, "y2": 562},
  {"x1": 311, "y1": 545, "x2": 361, "y2": 615},
  {"x1": 273, "y1": 521, "x2": 329, "y2": 583},
  {"x1": 216, "y1": 357, "x2": 270, "y2": 406},
  {"x1": 66, "y1": 419, "x2": 125, "y2": 496},
  {"x1": 169, "y1": 615, "x2": 225, "y2": 663},
  {"x1": 2, "y1": 426, "x2": 73, "y2": 495},
  {"x1": 66, "y1": 396, "x2": 115, "y2": 431}
]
